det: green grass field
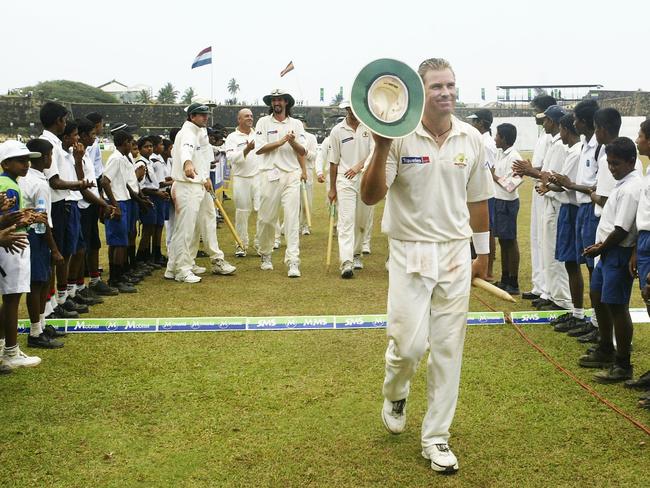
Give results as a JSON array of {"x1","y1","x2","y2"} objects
[{"x1": 2, "y1": 177, "x2": 649, "y2": 487}]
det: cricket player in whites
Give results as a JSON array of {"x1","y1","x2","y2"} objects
[
  {"x1": 255, "y1": 89, "x2": 307, "y2": 277},
  {"x1": 225, "y1": 108, "x2": 260, "y2": 257},
  {"x1": 165, "y1": 102, "x2": 236, "y2": 283},
  {"x1": 361, "y1": 58, "x2": 493, "y2": 473},
  {"x1": 328, "y1": 101, "x2": 374, "y2": 278}
]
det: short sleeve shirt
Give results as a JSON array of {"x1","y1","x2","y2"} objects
[
  {"x1": 596, "y1": 171, "x2": 642, "y2": 247},
  {"x1": 381, "y1": 116, "x2": 494, "y2": 242}
]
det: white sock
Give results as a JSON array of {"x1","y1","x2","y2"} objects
[
  {"x1": 591, "y1": 314, "x2": 598, "y2": 328},
  {"x1": 90, "y1": 275, "x2": 100, "y2": 286},
  {"x1": 67, "y1": 284, "x2": 77, "y2": 298},
  {"x1": 77, "y1": 283, "x2": 86, "y2": 292},
  {"x1": 56, "y1": 289, "x2": 67, "y2": 305},
  {"x1": 30, "y1": 321, "x2": 42, "y2": 337},
  {"x1": 39, "y1": 313, "x2": 46, "y2": 328},
  {"x1": 573, "y1": 308, "x2": 585, "y2": 319},
  {"x1": 0, "y1": 338, "x2": 5, "y2": 355},
  {"x1": 3, "y1": 344, "x2": 17, "y2": 357}
]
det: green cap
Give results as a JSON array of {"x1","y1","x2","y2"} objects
[
  {"x1": 186, "y1": 103, "x2": 211, "y2": 115},
  {"x1": 350, "y1": 58, "x2": 424, "y2": 139}
]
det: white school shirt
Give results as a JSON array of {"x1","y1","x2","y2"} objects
[
  {"x1": 225, "y1": 128, "x2": 260, "y2": 178},
  {"x1": 481, "y1": 131, "x2": 497, "y2": 169},
  {"x1": 596, "y1": 171, "x2": 642, "y2": 247},
  {"x1": 556, "y1": 141, "x2": 582, "y2": 206},
  {"x1": 78, "y1": 146, "x2": 100, "y2": 210},
  {"x1": 493, "y1": 146, "x2": 522, "y2": 201},
  {"x1": 39, "y1": 130, "x2": 70, "y2": 203},
  {"x1": 136, "y1": 155, "x2": 159, "y2": 190},
  {"x1": 531, "y1": 130, "x2": 551, "y2": 169},
  {"x1": 103, "y1": 150, "x2": 133, "y2": 201},
  {"x1": 541, "y1": 133, "x2": 567, "y2": 202},
  {"x1": 90, "y1": 137, "x2": 104, "y2": 177},
  {"x1": 382, "y1": 116, "x2": 494, "y2": 243},
  {"x1": 315, "y1": 136, "x2": 331, "y2": 177},
  {"x1": 329, "y1": 120, "x2": 374, "y2": 190},
  {"x1": 254, "y1": 115, "x2": 306, "y2": 172},
  {"x1": 19, "y1": 167, "x2": 53, "y2": 227},
  {"x1": 171, "y1": 120, "x2": 211, "y2": 184},
  {"x1": 62, "y1": 149, "x2": 83, "y2": 202},
  {"x1": 594, "y1": 147, "x2": 643, "y2": 217},
  {"x1": 636, "y1": 173, "x2": 650, "y2": 232},
  {"x1": 575, "y1": 134, "x2": 600, "y2": 205},
  {"x1": 150, "y1": 153, "x2": 167, "y2": 186}
]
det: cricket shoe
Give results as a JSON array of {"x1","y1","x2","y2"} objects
[
  {"x1": 191, "y1": 265, "x2": 207, "y2": 275},
  {"x1": 362, "y1": 244, "x2": 371, "y2": 255},
  {"x1": 273, "y1": 238, "x2": 281, "y2": 250},
  {"x1": 287, "y1": 262, "x2": 301, "y2": 278},
  {"x1": 260, "y1": 255, "x2": 273, "y2": 271},
  {"x1": 235, "y1": 246, "x2": 247, "y2": 258},
  {"x1": 301, "y1": 225, "x2": 311, "y2": 236},
  {"x1": 353, "y1": 255, "x2": 364, "y2": 270},
  {"x1": 422, "y1": 444, "x2": 459, "y2": 474},
  {"x1": 175, "y1": 272, "x2": 201, "y2": 284},
  {"x1": 212, "y1": 259, "x2": 236, "y2": 275},
  {"x1": 341, "y1": 261, "x2": 354, "y2": 279},
  {"x1": 381, "y1": 398, "x2": 406, "y2": 434}
]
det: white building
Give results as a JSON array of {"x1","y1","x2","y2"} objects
[{"x1": 97, "y1": 80, "x2": 152, "y2": 103}]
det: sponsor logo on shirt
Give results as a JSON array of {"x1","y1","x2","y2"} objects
[
  {"x1": 342, "y1": 137, "x2": 354, "y2": 144},
  {"x1": 453, "y1": 153, "x2": 467, "y2": 167},
  {"x1": 362, "y1": 131, "x2": 369, "y2": 138},
  {"x1": 256, "y1": 131, "x2": 262, "y2": 135},
  {"x1": 267, "y1": 130, "x2": 278, "y2": 135},
  {"x1": 401, "y1": 156, "x2": 430, "y2": 165},
  {"x1": 237, "y1": 142, "x2": 247, "y2": 147}
]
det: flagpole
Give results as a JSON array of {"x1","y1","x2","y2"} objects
[{"x1": 210, "y1": 52, "x2": 214, "y2": 103}]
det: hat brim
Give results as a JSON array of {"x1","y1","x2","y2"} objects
[
  {"x1": 535, "y1": 113, "x2": 546, "y2": 119},
  {"x1": 350, "y1": 58, "x2": 424, "y2": 139},
  {"x1": 263, "y1": 93, "x2": 295, "y2": 109},
  {"x1": 110, "y1": 124, "x2": 138, "y2": 134},
  {"x1": 466, "y1": 114, "x2": 479, "y2": 119}
]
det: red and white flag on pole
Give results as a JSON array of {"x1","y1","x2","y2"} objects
[{"x1": 280, "y1": 61, "x2": 294, "y2": 77}]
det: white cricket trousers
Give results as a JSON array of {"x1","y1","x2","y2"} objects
[
  {"x1": 166, "y1": 182, "x2": 224, "y2": 278},
  {"x1": 233, "y1": 174, "x2": 260, "y2": 249},
  {"x1": 383, "y1": 238, "x2": 471, "y2": 448},
  {"x1": 530, "y1": 190, "x2": 547, "y2": 298},
  {"x1": 258, "y1": 169, "x2": 301, "y2": 265},
  {"x1": 335, "y1": 181, "x2": 371, "y2": 265},
  {"x1": 542, "y1": 197, "x2": 572, "y2": 309}
]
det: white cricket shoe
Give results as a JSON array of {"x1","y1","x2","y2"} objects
[
  {"x1": 212, "y1": 258, "x2": 236, "y2": 275},
  {"x1": 273, "y1": 238, "x2": 281, "y2": 249},
  {"x1": 175, "y1": 272, "x2": 201, "y2": 284},
  {"x1": 381, "y1": 398, "x2": 406, "y2": 434},
  {"x1": 362, "y1": 244, "x2": 371, "y2": 255},
  {"x1": 191, "y1": 265, "x2": 207, "y2": 275},
  {"x1": 353, "y1": 255, "x2": 364, "y2": 270},
  {"x1": 164, "y1": 270, "x2": 175, "y2": 280},
  {"x1": 235, "y1": 246, "x2": 247, "y2": 258},
  {"x1": 287, "y1": 262, "x2": 301, "y2": 278},
  {"x1": 341, "y1": 261, "x2": 354, "y2": 279},
  {"x1": 301, "y1": 225, "x2": 311, "y2": 236},
  {"x1": 2, "y1": 347, "x2": 41, "y2": 368},
  {"x1": 260, "y1": 255, "x2": 273, "y2": 271},
  {"x1": 422, "y1": 443, "x2": 459, "y2": 473}
]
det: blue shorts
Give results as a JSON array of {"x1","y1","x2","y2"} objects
[
  {"x1": 51, "y1": 200, "x2": 84, "y2": 257},
  {"x1": 590, "y1": 246, "x2": 634, "y2": 305},
  {"x1": 493, "y1": 198, "x2": 519, "y2": 240},
  {"x1": 576, "y1": 202, "x2": 599, "y2": 267},
  {"x1": 128, "y1": 199, "x2": 138, "y2": 235},
  {"x1": 162, "y1": 199, "x2": 170, "y2": 221},
  {"x1": 27, "y1": 230, "x2": 51, "y2": 283},
  {"x1": 488, "y1": 197, "x2": 496, "y2": 230},
  {"x1": 80, "y1": 204, "x2": 101, "y2": 251},
  {"x1": 556, "y1": 204, "x2": 579, "y2": 262},
  {"x1": 636, "y1": 230, "x2": 650, "y2": 289},
  {"x1": 105, "y1": 201, "x2": 130, "y2": 246},
  {"x1": 140, "y1": 195, "x2": 166, "y2": 226}
]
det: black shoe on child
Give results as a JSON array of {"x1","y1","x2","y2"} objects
[
  {"x1": 44, "y1": 324, "x2": 67, "y2": 338},
  {"x1": 522, "y1": 292, "x2": 540, "y2": 300},
  {"x1": 577, "y1": 328, "x2": 600, "y2": 344},
  {"x1": 27, "y1": 333, "x2": 64, "y2": 349},
  {"x1": 90, "y1": 280, "x2": 119, "y2": 296},
  {"x1": 550, "y1": 312, "x2": 572, "y2": 326},
  {"x1": 51, "y1": 305, "x2": 79, "y2": 319},
  {"x1": 554, "y1": 317, "x2": 588, "y2": 333},
  {"x1": 63, "y1": 298, "x2": 88, "y2": 314},
  {"x1": 594, "y1": 364, "x2": 633, "y2": 384},
  {"x1": 567, "y1": 323, "x2": 596, "y2": 337},
  {"x1": 624, "y1": 370, "x2": 650, "y2": 389}
]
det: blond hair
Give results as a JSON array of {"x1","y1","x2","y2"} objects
[{"x1": 418, "y1": 58, "x2": 455, "y2": 80}]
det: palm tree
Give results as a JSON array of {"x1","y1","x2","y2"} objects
[
  {"x1": 181, "y1": 87, "x2": 196, "y2": 104},
  {"x1": 157, "y1": 82, "x2": 178, "y2": 104},
  {"x1": 226, "y1": 78, "x2": 240, "y2": 105},
  {"x1": 136, "y1": 89, "x2": 152, "y2": 104},
  {"x1": 330, "y1": 92, "x2": 344, "y2": 106}
]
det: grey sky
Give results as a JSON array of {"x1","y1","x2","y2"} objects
[{"x1": 2, "y1": 0, "x2": 644, "y2": 105}]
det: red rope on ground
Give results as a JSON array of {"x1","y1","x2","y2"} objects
[{"x1": 471, "y1": 291, "x2": 650, "y2": 437}]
